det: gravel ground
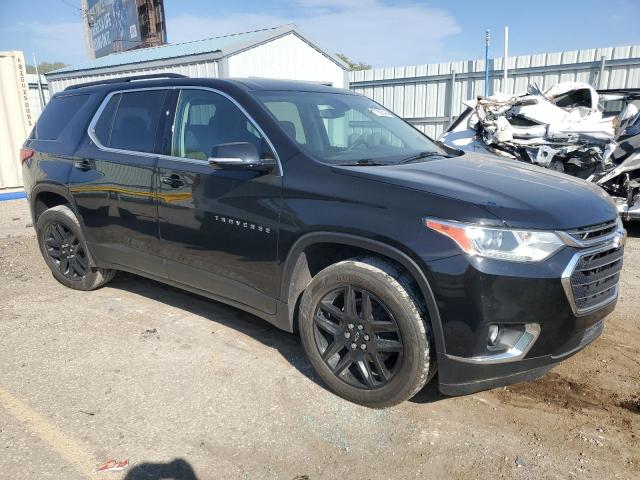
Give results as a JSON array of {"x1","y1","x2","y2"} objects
[{"x1": 0, "y1": 198, "x2": 638, "y2": 480}]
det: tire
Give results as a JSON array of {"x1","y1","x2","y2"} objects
[
  {"x1": 299, "y1": 257, "x2": 436, "y2": 408},
  {"x1": 36, "y1": 204, "x2": 116, "y2": 291}
]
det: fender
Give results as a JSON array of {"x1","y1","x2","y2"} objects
[
  {"x1": 30, "y1": 182, "x2": 99, "y2": 268},
  {"x1": 279, "y1": 232, "x2": 446, "y2": 356}
]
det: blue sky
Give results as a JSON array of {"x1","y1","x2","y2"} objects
[{"x1": 1, "y1": 0, "x2": 639, "y2": 68}]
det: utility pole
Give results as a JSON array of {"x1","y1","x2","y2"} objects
[
  {"x1": 484, "y1": 29, "x2": 490, "y2": 97},
  {"x1": 503, "y1": 26, "x2": 509, "y2": 92},
  {"x1": 81, "y1": 0, "x2": 95, "y2": 59}
]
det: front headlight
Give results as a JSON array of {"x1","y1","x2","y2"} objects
[{"x1": 426, "y1": 218, "x2": 565, "y2": 263}]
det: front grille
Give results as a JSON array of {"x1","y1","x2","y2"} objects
[
  {"x1": 569, "y1": 246, "x2": 624, "y2": 312},
  {"x1": 566, "y1": 219, "x2": 618, "y2": 243}
]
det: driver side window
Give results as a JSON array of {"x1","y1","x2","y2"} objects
[{"x1": 171, "y1": 89, "x2": 263, "y2": 161}]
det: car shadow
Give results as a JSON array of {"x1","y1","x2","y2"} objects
[
  {"x1": 123, "y1": 458, "x2": 198, "y2": 480},
  {"x1": 625, "y1": 220, "x2": 640, "y2": 238},
  {"x1": 107, "y1": 272, "x2": 323, "y2": 389},
  {"x1": 408, "y1": 374, "x2": 448, "y2": 404},
  {"x1": 106, "y1": 272, "x2": 445, "y2": 405}
]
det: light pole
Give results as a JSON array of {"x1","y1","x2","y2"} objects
[
  {"x1": 503, "y1": 26, "x2": 509, "y2": 92},
  {"x1": 484, "y1": 29, "x2": 490, "y2": 97}
]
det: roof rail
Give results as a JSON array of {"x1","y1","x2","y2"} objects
[{"x1": 64, "y1": 73, "x2": 187, "y2": 91}]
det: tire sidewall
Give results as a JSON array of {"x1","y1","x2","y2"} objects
[
  {"x1": 36, "y1": 205, "x2": 100, "y2": 290},
  {"x1": 299, "y1": 261, "x2": 431, "y2": 407}
]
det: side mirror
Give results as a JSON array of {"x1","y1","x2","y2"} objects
[{"x1": 208, "y1": 142, "x2": 276, "y2": 172}]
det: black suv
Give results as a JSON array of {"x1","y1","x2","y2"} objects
[{"x1": 22, "y1": 74, "x2": 626, "y2": 407}]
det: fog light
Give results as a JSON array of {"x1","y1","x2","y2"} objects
[{"x1": 488, "y1": 324, "x2": 500, "y2": 346}]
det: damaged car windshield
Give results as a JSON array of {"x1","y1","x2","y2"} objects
[{"x1": 254, "y1": 91, "x2": 453, "y2": 165}]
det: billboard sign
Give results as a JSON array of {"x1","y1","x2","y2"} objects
[{"x1": 87, "y1": 0, "x2": 140, "y2": 58}]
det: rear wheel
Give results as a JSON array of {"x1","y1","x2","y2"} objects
[
  {"x1": 36, "y1": 204, "x2": 115, "y2": 290},
  {"x1": 299, "y1": 257, "x2": 436, "y2": 407}
]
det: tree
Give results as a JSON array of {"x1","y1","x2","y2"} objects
[
  {"x1": 336, "y1": 53, "x2": 372, "y2": 71},
  {"x1": 26, "y1": 62, "x2": 69, "y2": 74}
]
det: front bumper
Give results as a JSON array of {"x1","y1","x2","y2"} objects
[
  {"x1": 424, "y1": 236, "x2": 623, "y2": 396},
  {"x1": 438, "y1": 313, "x2": 609, "y2": 395}
]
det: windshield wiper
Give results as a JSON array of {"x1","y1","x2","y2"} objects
[
  {"x1": 334, "y1": 159, "x2": 390, "y2": 166},
  {"x1": 399, "y1": 151, "x2": 450, "y2": 164}
]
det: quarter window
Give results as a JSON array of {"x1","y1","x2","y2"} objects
[
  {"x1": 36, "y1": 94, "x2": 89, "y2": 140},
  {"x1": 171, "y1": 89, "x2": 263, "y2": 161}
]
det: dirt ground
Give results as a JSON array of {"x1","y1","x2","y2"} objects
[{"x1": 0, "y1": 198, "x2": 638, "y2": 480}]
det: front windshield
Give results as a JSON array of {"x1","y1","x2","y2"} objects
[{"x1": 253, "y1": 90, "x2": 449, "y2": 165}]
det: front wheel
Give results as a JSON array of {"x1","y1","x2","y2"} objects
[{"x1": 299, "y1": 257, "x2": 436, "y2": 408}]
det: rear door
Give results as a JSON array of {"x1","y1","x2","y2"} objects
[
  {"x1": 156, "y1": 87, "x2": 282, "y2": 314},
  {"x1": 71, "y1": 88, "x2": 173, "y2": 276}
]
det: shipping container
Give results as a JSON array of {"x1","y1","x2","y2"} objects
[{"x1": 0, "y1": 51, "x2": 34, "y2": 189}]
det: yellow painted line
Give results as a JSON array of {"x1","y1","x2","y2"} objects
[{"x1": 0, "y1": 387, "x2": 99, "y2": 477}]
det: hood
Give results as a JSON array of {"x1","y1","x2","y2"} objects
[{"x1": 334, "y1": 153, "x2": 618, "y2": 230}]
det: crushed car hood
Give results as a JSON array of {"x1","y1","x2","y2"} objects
[{"x1": 335, "y1": 153, "x2": 618, "y2": 230}]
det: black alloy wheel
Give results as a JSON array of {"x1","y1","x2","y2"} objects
[
  {"x1": 44, "y1": 222, "x2": 88, "y2": 280},
  {"x1": 313, "y1": 285, "x2": 404, "y2": 390},
  {"x1": 37, "y1": 204, "x2": 115, "y2": 290}
]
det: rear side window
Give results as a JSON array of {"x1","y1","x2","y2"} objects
[
  {"x1": 93, "y1": 89, "x2": 167, "y2": 153},
  {"x1": 36, "y1": 94, "x2": 89, "y2": 140}
]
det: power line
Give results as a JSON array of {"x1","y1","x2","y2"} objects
[{"x1": 58, "y1": 0, "x2": 83, "y2": 16}]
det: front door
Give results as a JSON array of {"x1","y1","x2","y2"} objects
[
  {"x1": 156, "y1": 88, "x2": 282, "y2": 314},
  {"x1": 71, "y1": 88, "x2": 172, "y2": 276}
]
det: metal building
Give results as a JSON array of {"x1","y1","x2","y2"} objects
[
  {"x1": 27, "y1": 73, "x2": 50, "y2": 118},
  {"x1": 47, "y1": 24, "x2": 348, "y2": 94}
]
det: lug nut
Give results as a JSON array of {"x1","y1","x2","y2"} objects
[
  {"x1": 357, "y1": 324, "x2": 364, "y2": 330},
  {"x1": 348, "y1": 323, "x2": 354, "y2": 329},
  {"x1": 364, "y1": 334, "x2": 370, "y2": 341},
  {"x1": 360, "y1": 344, "x2": 367, "y2": 350},
  {"x1": 344, "y1": 332, "x2": 351, "y2": 339},
  {"x1": 351, "y1": 343, "x2": 357, "y2": 349}
]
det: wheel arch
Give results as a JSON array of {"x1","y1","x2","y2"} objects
[
  {"x1": 31, "y1": 183, "x2": 76, "y2": 222},
  {"x1": 279, "y1": 232, "x2": 445, "y2": 355},
  {"x1": 31, "y1": 184, "x2": 98, "y2": 268}
]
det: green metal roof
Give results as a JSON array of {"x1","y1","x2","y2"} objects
[{"x1": 50, "y1": 24, "x2": 306, "y2": 75}]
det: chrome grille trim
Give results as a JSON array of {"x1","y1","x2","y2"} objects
[
  {"x1": 567, "y1": 219, "x2": 617, "y2": 240},
  {"x1": 556, "y1": 218, "x2": 622, "y2": 248},
  {"x1": 561, "y1": 236, "x2": 625, "y2": 316}
]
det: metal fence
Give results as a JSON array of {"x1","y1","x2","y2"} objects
[{"x1": 349, "y1": 45, "x2": 640, "y2": 139}]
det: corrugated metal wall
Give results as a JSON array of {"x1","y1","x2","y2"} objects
[
  {"x1": 48, "y1": 60, "x2": 220, "y2": 94},
  {"x1": 27, "y1": 73, "x2": 50, "y2": 119},
  {"x1": 350, "y1": 45, "x2": 640, "y2": 138}
]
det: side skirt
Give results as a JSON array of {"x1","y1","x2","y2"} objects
[{"x1": 93, "y1": 258, "x2": 292, "y2": 332}]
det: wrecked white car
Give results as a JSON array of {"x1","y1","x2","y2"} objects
[{"x1": 440, "y1": 83, "x2": 640, "y2": 219}]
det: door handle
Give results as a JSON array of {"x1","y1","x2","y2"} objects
[
  {"x1": 160, "y1": 174, "x2": 185, "y2": 188},
  {"x1": 73, "y1": 159, "x2": 92, "y2": 171}
]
